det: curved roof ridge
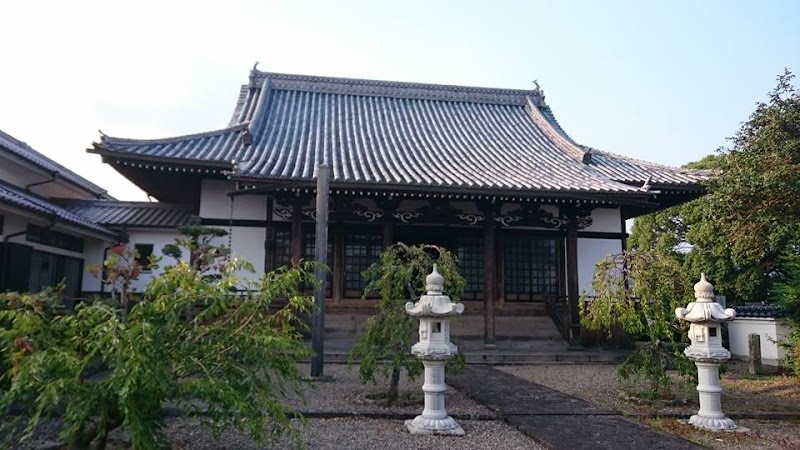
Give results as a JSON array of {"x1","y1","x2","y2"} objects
[
  {"x1": 251, "y1": 69, "x2": 549, "y2": 106},
  {"x1": 524, "y1": 97, "x2": 591, "y2": 164},
  {"x1": 99, "y1": 122, "x2": 249, "y2": 146}
]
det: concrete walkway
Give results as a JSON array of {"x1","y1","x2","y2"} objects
[{"x1": 449, "y1": 365, "x2": 703, "y2": 450}]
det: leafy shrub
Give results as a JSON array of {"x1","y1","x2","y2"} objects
[
  {"x1": 581, "y1": 251, "x2": 695, "y2": 399},
  {"x1": 1, "y1": 229, "x2": 315, "y2": 449},
  {"x1": 349, "y1": 243, "x2": 465, "y2": 404}
]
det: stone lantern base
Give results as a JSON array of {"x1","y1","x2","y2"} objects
[
  {"x1": 687, "y1": 414, "x2": 739, "y2": 432},
  {"x1": 405, "y1": 416, "x2": 465, "y2": 436}
]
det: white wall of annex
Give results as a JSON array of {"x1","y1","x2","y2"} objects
[
  {"x1": 80, "y1": 239, "x2": 107, "y2": 292},
  {"x1": 582, "y1": 208, "x2": 621, "y2": 233},
  {"x1": 200, "y1": 180, "x2": 266, "y2": 220},
  {"x1": 81, "y1": 229, "x2": 183, "y2": 294},
  {"x1": 577, "y1": 238, "x2": 623, "y2": 295}
]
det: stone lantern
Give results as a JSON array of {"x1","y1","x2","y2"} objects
[
  {"x1": 404, "y1": 264, "x2": 465, "y2": 435},
  {"x1": 675, "y1": 273, "x2": 742, "y2": 431}
]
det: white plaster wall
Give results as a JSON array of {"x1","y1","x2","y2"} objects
[
  {"x1": 80, "y1": 239, "x2": 107, "y2": 292},
  {"x1": 728, "y1": 318, "x2": 791, "y2": 365},
  {"x1": 80, "y1": 229, "x2": 181, "y2": 294},
  {"x1": 200, "y1": 179, "x2": 266, "y2": 220},
  {"x1": 127, "y1": 230, "x2": 185, "y2": 293},
  {"x1": 582, "y1": 208, "x2": 622, "y2": 233},
  {"x1": 210, "y1": 226, "x2": 266, "y2": 283},
  {"x1": 577, "y1": 238, "x2": 623, "y2": 295}
]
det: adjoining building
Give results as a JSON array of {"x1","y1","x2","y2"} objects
[
  {"x1": 88, "y1": 68, "x2": 710, "y2": 344},
  {"x1": 0, "y1": 129, "x2": 192, "y2": 299},
  {"x1": 0, "y1": 129, "x2": 118, "y2": 298}
]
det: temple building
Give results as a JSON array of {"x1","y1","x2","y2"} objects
[{"x1": 89, "y1": 69, "x2": 709, "y2": 344}]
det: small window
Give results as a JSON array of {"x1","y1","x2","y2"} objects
[
  {"x1": 134, "y1": 244, "x2": 154, "y2": 269},
  {"x1": 709, "y1": 327, "x2": 718, "y2": 337}
]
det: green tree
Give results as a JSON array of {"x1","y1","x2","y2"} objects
[
  {"x1": 1, "y1": 228, "x2": 315, "y2": 449},
  {"x1": 769, "y1": 253, "x2": 800, "y2": 376},
  {"x1": 630, "y1": 70, "x2": 800, "y2": 303},
  {"x1": 581, "y1": 251, "x2": 695, "y2": 399},
  {"x1": 349, "y1": 244, "x2": 465, "y2": 404}
]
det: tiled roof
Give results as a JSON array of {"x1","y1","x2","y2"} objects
[
  {"x1": 0, "y1": 180, "x2": 118, "y2": 238},
  {"x1": 587, "y1": 149, "x2": 712, "y2": 187},
  {"x1": 93, "y1": 124, "x2": 250, "y2": 167},
  {"x1": 733, "y1": 304, "x2": 786, "y2": 319},
  {"x1": 0, "y1": 129, "x2": 112, "y2": 198},
  {"x1": 58, "y1": 200, "x2": 195, "y2": 228},
  {"x1": 92, "y1": 70, "x2": 709, "y2": 196}
]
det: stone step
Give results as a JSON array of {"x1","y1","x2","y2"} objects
[
  {"x1": 316, "y1": 350, "x2": 626, "y2": 365},
  {"x1": 324, "y1": 313, "x2": 564, "y2": 340}
]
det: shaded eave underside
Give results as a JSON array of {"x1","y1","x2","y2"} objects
[{"x1": 1, "y1": 129, "x2": 111, "y2": 198}]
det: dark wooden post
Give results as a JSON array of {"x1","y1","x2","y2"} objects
[
  {"x1": 332, "y1": 229, "x2": 343, "y2": 304},
  {"x1": 483, "y1": 208, "x2": 496, "y2": 347},
  {"x1": 264, "y1": 197, "x2": 275, "y2": 271},
  {"x1": 291, "y1": 200, "x2": 303, "y2": 265},
  {"x1": 311, "y1": 164, "x2": 330, "y2": 378},
  {"x1": 565, "y1": 210, "x2": 582, "y2": 348},
  {"x1": 382, "y1": 198, "x2": 397, "y2": 249}
]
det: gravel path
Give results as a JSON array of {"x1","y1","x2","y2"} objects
[
  {"x1": 168, "y1": 417, "x2": 538, "y2": 450},
  {"x1": 7, "y1": 361, "x2": 797, "y2": 449}
]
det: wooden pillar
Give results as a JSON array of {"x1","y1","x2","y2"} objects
[
  {"x1": 483, "y1": 208, "x2": 496, "y2": 346},
  {"x1": 264, "y1": 197, "x2": 275, "y2": 272},
  {"x1": 565, "y1": 211, "x2": 582, "y2": 347},
  {"x1": 382, "y1": 199, "x2": 397, "y2": 249},
  {"x1": 291, "y1": 201, "x2": 303, "y2": 265},
  {"x1": 332, "y1": 228, "x2": 343, "y2": 304},
  {"x1": 311, "y1": 164, "x2": 330, "y2": 378}
]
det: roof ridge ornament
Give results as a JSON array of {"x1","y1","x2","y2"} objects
[{"x1": 532, "y1": 79, "x2": 545, "y2": 101}]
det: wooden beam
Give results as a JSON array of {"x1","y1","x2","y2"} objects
[{"x1": 311, "y1": 164, "x2": 330, "y2": 378}]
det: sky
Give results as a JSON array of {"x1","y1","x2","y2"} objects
[{"x1": 1, "y1": 0, "x2": 798, "y2": 201}]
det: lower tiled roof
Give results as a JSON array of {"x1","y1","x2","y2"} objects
[
  {"x1": 58, "y1": 201, "x2": 195, "y2": 229},
  {"x1": 0, "y1": 181, "x2": 118, "y2": 239}
]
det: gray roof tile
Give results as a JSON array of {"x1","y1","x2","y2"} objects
[
  {"x1": 0, "y1": 181, "x2": 117, "y2": 238},
  {"x1": 58, "y1": 201, "x2": 195, "y2": 228},
  {"x1": 92, "y1": 70, "x2": 710, "y2": 195}
]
